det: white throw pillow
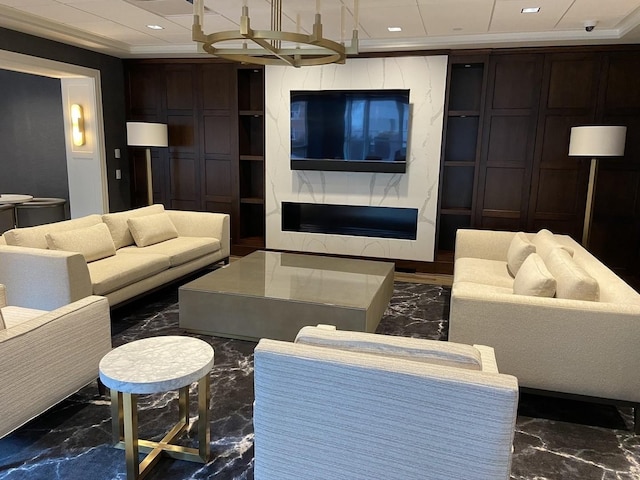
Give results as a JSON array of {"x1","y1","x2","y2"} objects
[
  {"x1": 545, "y1": 248, "x2": 599, "y2": 301},
  {"x1": 127, "y1": 213, "x2": 178, "y2": 247},
  {"x1": 513, "y1": 253, "x2": 556, "y2": 297},
  {"x1": 46, "y1": 223, "x2": 116, "y2": 263},
  {"x1": 532, "y1": 229, "x2": 574, "y2": 262},
  {"x1": 507, "y1": 232, "x2": 536, "y2": 276}
]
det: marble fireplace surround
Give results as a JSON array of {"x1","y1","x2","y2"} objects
[{"x1": 265, "y1": 56, "x2": 448, "y2": 262}]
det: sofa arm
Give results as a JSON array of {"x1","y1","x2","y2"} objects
[
  {"x1": 454, "y1": 229, "x2": 517, "y2": 262},
  {"x1": 0, "y1": 295, "x2": 112, "y2": 438},
  {"x1": 0, "y1": 245, "x2": 93, "y2": 310},
  {"x1": 254, "y1": 339, "x2": 518, "y2": 480},
  {"x1": 166, "y1": 211, "x2": 230, "y2": 258}
]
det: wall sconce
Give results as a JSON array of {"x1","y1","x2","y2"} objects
[{"x1": 71, "y1": 103, "x2": 85, "y2": 146}]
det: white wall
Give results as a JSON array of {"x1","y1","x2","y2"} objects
[{"x1": 265, "y1": 56, "x2": 448, "y2": 262}]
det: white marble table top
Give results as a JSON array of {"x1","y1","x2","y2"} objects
[
  {"x1": 0, "y1": 194, "x2": 33, "y2": 204},
  {"x1": 99, "y1": 336, "x2": 214, "y2": 394}
]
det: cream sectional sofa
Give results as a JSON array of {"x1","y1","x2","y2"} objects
[
  {"x1": 0, "y1": 205, "x2": 230, "y2": 310},
  {"x1": 448, "y1": 228, "x2": 640, "y2": 431}
]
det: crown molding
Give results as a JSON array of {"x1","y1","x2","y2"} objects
[{"x1": 0, "y1": 6, "x2": 130, "y2": 57}]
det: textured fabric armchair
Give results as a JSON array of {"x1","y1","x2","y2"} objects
[
  {"x1": 254, "y1": 326, "x2": 519, "y2": 480},
  {"x1": 0, "y1": 284, "x2": 112, "y2": 438}
]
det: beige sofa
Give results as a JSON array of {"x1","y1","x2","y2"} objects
[
  {"x1": 449, "y1": 228, "x2": 640, "y2": 431},
  {"x1": 0, "y1": 205, "x2": 230, "y2": 310},
  {"x1": 0, "y1": 284, "x2": 111, "y2": 438}
]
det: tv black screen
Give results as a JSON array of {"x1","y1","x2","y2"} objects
[{"x1": 290, "y1": 89, "x2": 410, "y2": 173}]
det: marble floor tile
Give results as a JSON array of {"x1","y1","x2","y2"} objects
[{"x1": 0, "y1": 281, "x2": 637, "y2": 479}]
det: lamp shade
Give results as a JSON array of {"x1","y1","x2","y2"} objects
[
  {"x1": 126, "y1": 122, "x2": 168, "y2": 147},
  {"x1": 568, "y1": 126, "x2": 627, "y2": 157}
]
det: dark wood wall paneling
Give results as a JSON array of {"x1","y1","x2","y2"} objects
[
  {"x1": 125, "y1": 61, "x2": 237, "y2": 222},
  {"x1": 440, "y1": 47, "x2": 640, "y2": 280}
]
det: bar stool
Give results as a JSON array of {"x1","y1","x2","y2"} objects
[
  {"x1": 0, "y1": 204, "x2": 14, "y2": 234},
  {"x1": 15, "y1": 197, "x2": 67, "y2": 227}
]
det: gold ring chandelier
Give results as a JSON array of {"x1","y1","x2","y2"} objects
[{"x1": 192, "y1": 0, "x2": 360, "y2": 68}]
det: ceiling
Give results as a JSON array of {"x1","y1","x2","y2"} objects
[{"x1": 0, "y1": 0, "x2": 639, "y2": 59}]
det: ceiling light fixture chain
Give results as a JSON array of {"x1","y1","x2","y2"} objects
[{"x1": 192, "y1": 0, "x2": 359, "y2": 68}]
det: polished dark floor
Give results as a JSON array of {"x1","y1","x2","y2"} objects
[{"x1": 0, "y1": 281, "x2": 638, "y2": 479}]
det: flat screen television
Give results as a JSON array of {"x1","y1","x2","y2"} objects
[{"x1": 290, "y1": 89, "x2": 410, "y2": 173}]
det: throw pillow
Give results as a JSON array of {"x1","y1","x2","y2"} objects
[
  {"x1": 545, "y1": 248, "x2": 599, "y2": 301},
  {"x1": 507, "y1": 232, "x2": 536, "y2": 277},
  {"x1": 532, "y1": 228, "x2": 574, "y2": 262},
  {"x1": 46, "y1": 223, "x2": 116, "y2": 263},
  {"x1": 127, "y1": 213, "x2": 178, "y2": 247},
  {"x1": 513, "y1": 253, "x2": 556, "y2": 297},
  {"x1": 102, "y1": 204, "x2": 165, "y2": 250}
]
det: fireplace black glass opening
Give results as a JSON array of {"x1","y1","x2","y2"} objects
[{"x1": 282, "y1": 202, "x2": 418, "y2": 240}]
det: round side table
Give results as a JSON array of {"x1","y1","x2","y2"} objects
[{"x1": 99, "y1": 336, "x2": 214, "y2": 479}]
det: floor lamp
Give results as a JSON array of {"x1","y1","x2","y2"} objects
[
  {"x1": 568, "y1": 125, "x2": 627, "y2": 247},
  {"x1": 126, "y1": 122, "x2": 168, "y2": 206}
]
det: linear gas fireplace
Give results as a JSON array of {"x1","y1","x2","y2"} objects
[{"x1": 282, "y1": 202, "x2": 418, "y2": 240}]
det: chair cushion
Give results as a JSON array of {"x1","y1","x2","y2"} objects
[
  {"x1": 127, "y1": 213, "x2": 178, "y2": 248},
  {"x1": 545, "y1": 248, "x2": 599, "y2": 301},
  {"x1": 45, "y1": 223, "x2": 116, "y2": 263},
  {"x1": 507, "y1": 232, "x2": 536, "y2": 276},
  {"x1": 3, "y1": 214, "x2": 103, "y2": 249},
  {"x1": 101, "y1": 204, "x2": 165, "y2": 250},
  {"x1": 87, "y1": 252, "x2": 170, "y2": 295},
  {"x1": 295, "y1": 326, "x2": 483, "y2": 370},
  {"x1": 118, "y1": 237, "x2": 221, "y2": 267},
  {"x1": 532, "y1": 229, "x2": 574, "y2": 262},
  {"x1": 513, "y1": 253, "x2": 556, "y2": 297}
]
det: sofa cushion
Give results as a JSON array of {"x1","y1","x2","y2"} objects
[
  {"x1": 295, "y1": 326, "x2": 483, "y2": 370},
  {"x1": 102, "y1": 205, "x2": 165, "y2": 250},
  {"x1": 3, "y1": 215, "x2": 103, "y2": 249},
  {"x1": 45, "y1": 223, "x2": 116, "y2": 263},
  {"x1": 507, "y1": 232, "x2": 536, "y2": 276},
  {"x1": 532, "y1": 229, "x2": 574, "y2": 262},
  {"x1": 0, "y1": 308, "x2": 4, "y2": 330},
  {"x1": 87, "y1": 252, "x2": 170, "y2": 296},
  {"x1": 127, "y1": 213, "x2": 178, "y2": 248},
  {"x1": 513, "y1": 253, "x2": 556, "y2": 297},
  {"x1": 454, "y1": 257, "x2": 514, "y2": 288},
  {"x1": 545, "y1": 248, "x2": 599, "y2": 301},
  {"x1": 119, "y1": 237, "x2": 221, "y2": 267}
]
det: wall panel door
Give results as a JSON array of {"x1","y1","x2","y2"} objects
[
  {"x1": 529, "y1": 53, "x2": 601, "y2": 237},
  {"x1": 476, "y1": 54, "x2": 543, "y2": 230},
  {"x1": 589, "y1": 52, "x2": 640, "y2": 275}
]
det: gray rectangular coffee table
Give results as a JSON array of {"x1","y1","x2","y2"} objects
[{"x1": 179, "y1": 251, "x2": 394, "y2": 342}]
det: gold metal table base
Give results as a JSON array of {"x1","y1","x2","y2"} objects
[{"x1": 110, "y1": 375, "x2": 211, "y2": 480}]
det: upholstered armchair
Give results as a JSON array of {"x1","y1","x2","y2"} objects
[
  {"x1": 0, "y1": 284, "x2": 112, "y2": 438},
  {"x1": 254, "y1": 326, "x2": 519, "y2": 480}
]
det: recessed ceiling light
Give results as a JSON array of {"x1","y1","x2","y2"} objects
[
  {"x1": 387, "y1": 27, "x2": 402, "y2": 32},
  {"x1": 521, "y1": 7, "x2": 540, "y2": 14},
  {"x1": 147, "y1": 24, "x2": 164, "y2": 30}
]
